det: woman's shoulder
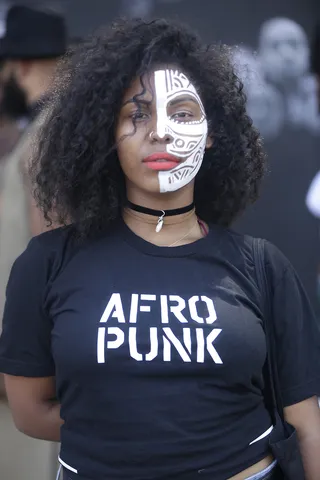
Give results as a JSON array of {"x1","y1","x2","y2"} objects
[
  {"x1": 31, "y1": 224, "x2": 76, "y2": 255},
  {"x1": 209, "y1": 224, "x2": 289, "y2": 279},
  {"x1": 8, "y1": 225, "x2": 81, "y2": 289},
  {"x1": 15, "y1": 225, "x2": 78, "y2": 277}
]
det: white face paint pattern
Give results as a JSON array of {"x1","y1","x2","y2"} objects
[{"x1": 154, "y1": 69, "x2": 209, "y2": 193}]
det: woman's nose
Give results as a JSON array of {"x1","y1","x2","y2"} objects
[{"x1": 149, "y1": 129, "x2": 174, "y2": 144}]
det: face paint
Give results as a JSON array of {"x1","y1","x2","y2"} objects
[{"x1": 154, "y1": 69, "x2": 208, "y2": 193}]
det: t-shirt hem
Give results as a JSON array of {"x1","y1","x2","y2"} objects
[
  {"x1": 58, "y1": 449, "x2": 272, "y2": 480},
  {"x1": 0, "y1": 357, "x2": 55, "y2": 377},
  {"x1": 282, "y1": 376, "x2": 320, "y2": 406}
]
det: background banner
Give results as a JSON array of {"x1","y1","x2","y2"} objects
[{"x1": 5, "y1": 0, "x2": 320, "y2": 310}]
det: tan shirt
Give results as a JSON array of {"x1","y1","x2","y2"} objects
[{"x1": 0, "y1": 113, "x2": 46, "y2": 330}]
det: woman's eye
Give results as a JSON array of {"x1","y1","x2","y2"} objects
[
  {"x1": 171, "y1": 111, "x2": 193, "y2": 121},
  {"x1": 131, "y1": 111, "x2": 149, "y2": 121}
]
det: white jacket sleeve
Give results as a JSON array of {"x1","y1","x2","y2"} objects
[{"x1": 306, "y1": 171, "x2": 320, "y2": 218}]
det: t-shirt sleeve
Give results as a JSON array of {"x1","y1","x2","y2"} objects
[
  {"x1": 265, "y1": 241, "x2": 320, "y2": 407},
  {"x1": 0, "y1": 236, "x2": 55, "y2": 377}
]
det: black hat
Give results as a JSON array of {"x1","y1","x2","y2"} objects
[{"x1": 0, "y1": 5, "x2": 67, "y2": 59}]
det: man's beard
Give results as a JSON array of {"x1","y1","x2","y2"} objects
[{"x1": 0, "y1": 74, "x2": 29, "y2": 120}]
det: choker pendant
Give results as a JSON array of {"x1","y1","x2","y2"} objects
[
  {"x1": 156, "y1": 211, "x2": 165, "y2": 233},
  {"x1": 126, "y1": 201, "x2": 195, "y2": 233}
]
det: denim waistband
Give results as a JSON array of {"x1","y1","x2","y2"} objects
[
  {"x1": 60, "y1": 460, "x2": 279, "y2": 480},
  {"x1": 245, "y1": 460, "x2": 278, "y2": 479}
]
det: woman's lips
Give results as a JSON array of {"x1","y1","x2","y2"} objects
[{"x1": 143, "y1": 153, "x2": 180, "y2": 171}]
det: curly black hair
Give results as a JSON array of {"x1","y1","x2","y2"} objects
[{"x1": 30, "y1": 17, "x2": 266, "y2": 238}]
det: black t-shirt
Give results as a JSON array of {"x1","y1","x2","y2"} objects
[{"x1": 0, "y1": 220, "x2": 320, "y2": 480}]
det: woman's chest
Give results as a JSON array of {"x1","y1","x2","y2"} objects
[{"x1": 48, "y1": 255, "x2": 265, "y2": 384}]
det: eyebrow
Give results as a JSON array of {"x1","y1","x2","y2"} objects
[
  {"x1": 168, "y1": 96, "x2": 199, "y2": 106},
  {"x1": 122, "y1": 98, "x2": 152, "y2": 107},
  {"x1": 122, "y1": 95, "x2": 199, "y2": 108}
]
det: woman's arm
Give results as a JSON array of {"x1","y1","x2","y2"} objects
[
  {"x1": 285, "y1": 396, "x2": 320, "y2": 480},
  {"x1": 0, "y1": 374, "x2": 5, "y2": 397},
  {"x1": 4, "y1": 374, "x2": 63, "y2": 442},
  {"x1": 263, "y1": 243, "x2": 320, "y2": 478}
]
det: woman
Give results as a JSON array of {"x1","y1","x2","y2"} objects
[{"x1": 0, "y1": 18, "x2": 320, "y2": 480}]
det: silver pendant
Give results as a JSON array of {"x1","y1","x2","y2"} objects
[{"x1": 155, "y1": 211, "x2": 165, "y2": 233}]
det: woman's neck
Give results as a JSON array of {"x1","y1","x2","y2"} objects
[
  {"x1": 123, "y1": 186, "x2": 207, "y2": 247},
  {"x1": 123, "y1": 196, "x2": 206, "y2": 247},
  {"x1": 123, "y1": 207, "x2": 203, "y2": 247},
  {"x1": 126, "y1": 185, "x2": 194, "y2": 212}
]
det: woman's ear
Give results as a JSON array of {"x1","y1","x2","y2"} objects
[{"x1": 205, "y1": 135, "x2": 214, "y2": 149}]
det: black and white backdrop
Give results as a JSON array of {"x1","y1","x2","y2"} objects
[{"x1": 2, "y1": 0, "x2": 320, "y2": 310}]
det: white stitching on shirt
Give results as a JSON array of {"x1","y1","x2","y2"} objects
[
  {"x1": 58, "y1": 456, "x2": 78, "y2": 474},
  {"x1": 249, "y1": 425, "x2": 274, "y2": 445}
]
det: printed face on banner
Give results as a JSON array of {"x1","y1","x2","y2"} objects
[
  {"x1": 153, "y1": 69, "x2": 209, "y2": 193},
  {"x1": 259, "y1": 18, "x2": 309, "y2": 84}
]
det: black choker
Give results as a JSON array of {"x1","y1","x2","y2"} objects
[{"x1": 127, "y1": 201, "x2": 195, "y2": 233}]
